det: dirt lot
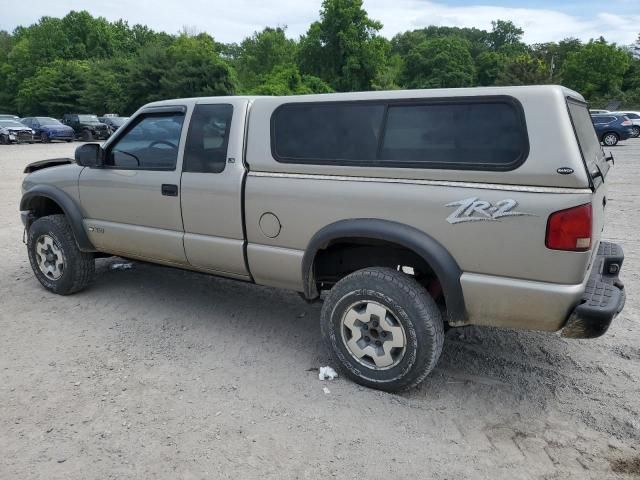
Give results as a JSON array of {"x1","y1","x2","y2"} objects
[{"x1": 1, "y1": 141, "x2": 638, "y2": 480}]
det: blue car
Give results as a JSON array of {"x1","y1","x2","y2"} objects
[
  {"x1": 21, "y1": 117, "x2": 75, "y2": 143},
  {"x1": 590, "y1": 114, "x2": 634, "y2": 146}
]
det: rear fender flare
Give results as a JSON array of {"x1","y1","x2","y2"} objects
[{"x1": 302, "y1": 219, "x2": 466, "y2": 325}]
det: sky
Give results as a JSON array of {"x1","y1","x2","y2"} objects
[{"x1": 1, "y1": 0, "x2": 639, "y2": 46}]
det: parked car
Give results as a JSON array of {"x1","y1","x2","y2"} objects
[
  {"x1": 62, "y1": 114, "x2": 110, "y2": 141},
  {"x1": 0, "y1": 114, "x2": 21, "y2": 121},
  {"x1": 590, "y1": 113, "x2": 634, "y2": 146},
  {"x1": 589, "y1": 109, "x2": 609, "y2": 115},
  {"x1": 21, "y1": 117, "x2": 75, "y2": 143},
  {"x1": 98, "y1": 116, "x2": 130, "y2": 135},
  {"x1": 20, "y1": 86, "x2": 625, "y2": 392},
  {"x1": 0, "y1": 119, "x2": 35, "y2": 144},
  {"x1": 609, "y1": 111, "x2": 640, "y2": 138}
]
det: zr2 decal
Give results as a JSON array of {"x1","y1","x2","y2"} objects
[{"x1": 445, "y1": 197, "x2": 535, "y2": 224}]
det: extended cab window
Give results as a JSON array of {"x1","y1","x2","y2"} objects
[
  {"x1": 106, "y1": 113, "x2": 185, "y2": 170},
  {"x1": 183, "y1": 104, "x2": 233, "y2": 173},
  {"x1": 272, "y1": 98, "x2": 528, "y2": 170}
]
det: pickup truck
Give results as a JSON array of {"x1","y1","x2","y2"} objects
[{"x1": 20, "y1": 86, "x2": 626, "y2": 391}]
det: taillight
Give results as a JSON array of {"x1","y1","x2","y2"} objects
[
  {"x1": 546, "y1": 203, "x2": 592, "y2": 251},
  {"x1": 622, "y1": 119, "x2": 632, "y2": 126}
]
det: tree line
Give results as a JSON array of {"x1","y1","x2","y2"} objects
[{"x1": 0, "y1": 0, "x2": 638, "y2": 117}]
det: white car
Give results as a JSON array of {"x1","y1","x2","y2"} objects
[
  {"x1": 589, "y1": 109, "x2": 610, "y2": 115},
  {"x1": 610, "y1": 111, "x2": 640, "y2": 138}
]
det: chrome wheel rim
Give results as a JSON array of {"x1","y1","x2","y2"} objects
[
  {"x1": 632, "y1": 127, "x2": 640, "y2": 138},
  {"x1": 35, "y1": 234, "x2": 65, "y2": 280},
  {"x1": 340, "y1": 301, "x2": 407, "y2": 370},
  {"x1": 604, "y1": 134, "x2": 617, "y2": 146}
]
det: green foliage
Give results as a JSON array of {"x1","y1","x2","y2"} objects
[
  {"x1": 0, "y1": 6, "x2": 639, "y2": 115},
  {"x1": 402, "y1": 36, "x2": 475, "y2": 88},
  {"x1": 250, "y1": 64, "x2": 332, "y2": 95},
  {"x1": 562, "y1": 40, "x2": 631, "y2": 98},
  {"x1": 235, "y1": 27, "x2": 297, "y2": 91},
  {"x1": 495, "y1": 54, "x2": 549, "y2": 86},
  {"x1": 16, "y1": 60, "x2": 90, "y2": 116},
  {"x1": 298, "y1": 0, "x2": 387, "y2": 91}
]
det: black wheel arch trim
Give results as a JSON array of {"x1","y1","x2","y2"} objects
[
  {"x1": 20, "y1": 185, "x2": 96, "y2": 252},
  {"x1": 302, "y1": 218, "x2": 466, "y2": 324}
]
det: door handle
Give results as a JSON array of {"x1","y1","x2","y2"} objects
[{"x1": 161, "y1": 184, "x2": 178, "y2": 196}]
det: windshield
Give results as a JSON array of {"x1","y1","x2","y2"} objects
[
  {"x1": 78, "y1": 115, "x2": 100, "y2": 122},
  {"x1": 36, "y1": 117, "x2": 63, "y2": 126},
  {"x1": 0, "y1": 120, "x2": 26, "y2": 128}
]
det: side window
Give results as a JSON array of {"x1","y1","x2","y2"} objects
[
  {"x1": 272, "y1": 103, "x2": 385, "y2": 163},
  {"x1": 105, "y1": 113, "x2": 185, "y2": 170},
  {"x1": 626, "y1": 113, "x2": 639, "y2": 119},
  {"x1": 271, "y1": 98, "x2": 528, "y2": 170},
  {"x1": 183, "y1": 104, "x2": 233, "y2": 173},
  {"x1": 379, "y1": 102, "x2": 527, "y2": 168}
]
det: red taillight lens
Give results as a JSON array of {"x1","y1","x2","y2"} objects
[
  {"x1": 622, "y1": 119, "x2": 632, "y2": 126},
  {"x1": 546, "y1": 203, "x2": 592, "y2": 251}
]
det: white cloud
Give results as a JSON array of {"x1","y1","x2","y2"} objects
[{"x1": 2, "y1": 0, "x2": 638, "y2": 46}]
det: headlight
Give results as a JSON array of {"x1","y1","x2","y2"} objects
[{"x1": 31, "y1": 130, "x2": 35, "y2": 134}]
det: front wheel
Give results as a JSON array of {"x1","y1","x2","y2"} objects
[
  {"x1": 320, "y1": 267, "x2": 444, "y2": 392},
  {"x1": 27, "y1": 214, "x2": 95, "y2": 295},
  {"x1": 81, "y1": 130, "x2": 93, "y2": 141},
  {"x1": 40, "y1": 132, "x2": 50, "y2": 143},
  {"x1": 602, "y1": 132, "x2": 619, "y2": 146},
  {"x1": 0, "y1": 134, "x2": 8, "y2": 145}
]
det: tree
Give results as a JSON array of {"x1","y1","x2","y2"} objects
[
  {"x1": 495, "y1": 54, "x2": 548, "y2": 86},
  {"x1": 401, "y1": 36, "x2": 475, "y2": 88},
  {"x1": 235, "y1": 27, "x2": 297, "y2": 91},
  {"x1": 488, "y1": 20, "x2": 526, "y2": 55},
  {"x1": 562, "y1": 39, "x2": 631, "y2": 99},
  {"x1": 250, "y1": 64, "x2": 332, "y2": 95},
  {"x1": 298, "y1": 0, "x2": 387, "y2": 91},
  {"x1": 476, "y1": 51, "x2": 507, "y2": 86},
  {"x1": 16, "y1": 60, "x2": 89, "y2": 116}
]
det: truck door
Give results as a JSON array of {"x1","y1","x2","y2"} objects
[
  {"x1": 79, "y1": 106, "x2": 188, "y2": 264},
  {"x1": 180, "y1": 99, "x2": 250, "y2": 279}
]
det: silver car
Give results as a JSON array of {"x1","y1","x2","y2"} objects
[
  {"x1": 19, "y1": 86, "x2": 626, "y2": 391},
  {"x1": 0, "y1": 119, "x2": 34, "y2": 144}
]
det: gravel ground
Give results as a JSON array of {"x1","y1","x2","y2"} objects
[{"x1": 1, "y1": 141, "x2": 639, "y2": 480}]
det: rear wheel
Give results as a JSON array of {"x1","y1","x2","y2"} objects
[
  {"x1": 602, "y1": 132, "x2": 619, "y2": 146},
  {"x1": 631, "y1": 126, "x2": 640, "y2": 138},
  {"x1": 40, "y1": 132, "x2": 50, "y2": 143},
  {"x1": 81, "y1": 130, "x2": 93, "y2": 141},
  {"x1": 27, "y1": 214, "x2": 95, "y2": 295},
  {"x1": 320, "y1": 267, "x2": 444, "y2": 392}
]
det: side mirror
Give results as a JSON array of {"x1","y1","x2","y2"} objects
[{"x1": 75, "y1": 143, "x2": 103, "y2": 168}]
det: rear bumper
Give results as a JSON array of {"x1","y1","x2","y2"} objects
[{"x1": 561, "y1": 241, "x2": 625, "y2": 339}]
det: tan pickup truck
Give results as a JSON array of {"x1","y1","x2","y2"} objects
[{"x1": 20, "y1": 86, "x2": 626, "y2": 391}]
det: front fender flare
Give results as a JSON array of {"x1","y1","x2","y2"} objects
[
  {"x1": 20, "y1": 185, "x2": 96, "y2": 252},
  {"x1": 302, "y1": 219, "x2": 466, "y2": 325}
]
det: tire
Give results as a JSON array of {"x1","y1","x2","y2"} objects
[
  {"x1": 320, "y1": 267, "x2": 444, "y2": 392},
  {"x1": 631, "y1": 126, "x2": 640, "y2": 138},
  {"x1": 27, "y1": 214, "x2": 95, "y2": 295},
  {"x1": 0, "y1": 134, "x2": 8, "y2": 145},
  {"x1": 81, "y1": 130, "x2": 93, "y2": 141},
  {"x1": 602, "y1": 132, "x2": 619, "y2": 146},
  {"x1": 66, "y1": 139, "x2": 73, "y2": 143},
  {"x1": 40, "y1": 132, "x2": 50, "y2": 143}
]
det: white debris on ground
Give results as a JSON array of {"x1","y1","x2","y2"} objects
[
  {"x1": 323, "y1": 386, "x2": 331, "y2": 395},
  {"x1": 318, "y1": 366, "x2": 338, "y2": 381},
  {"x1": 110, "y1": 263, "x2": 133, "y2": 271}
]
